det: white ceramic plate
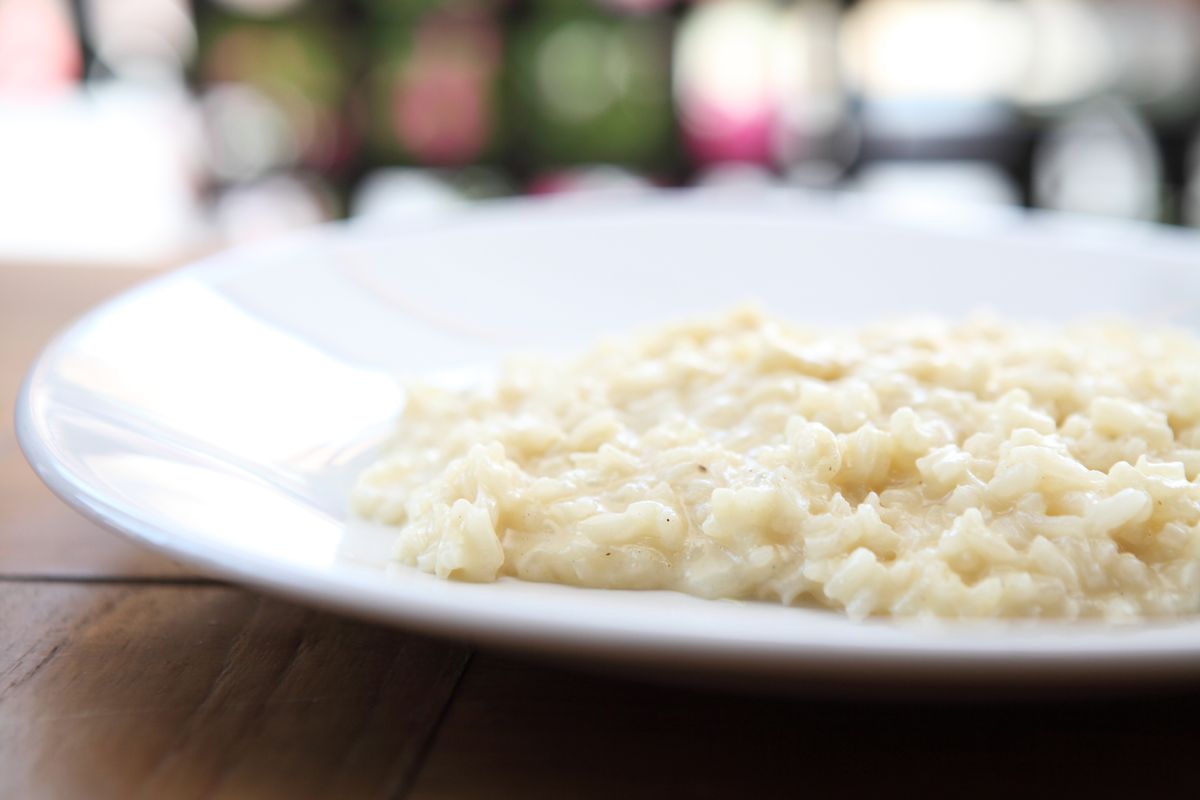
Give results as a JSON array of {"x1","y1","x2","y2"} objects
[{"x1": 19, "y1": 194, "x2": 1200, "y2": 686}]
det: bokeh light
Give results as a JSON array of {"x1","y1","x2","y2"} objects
[
  {"x1": 0, "y1": 0, "x2": 80, "y2": 94},
  {"x1": 5, "y1": 0, "x2": 1200, "y2": 261},
  {"x1": 510, "y1": 9, "x2": 674, "y2": 169},
  {"x1": 200, "y1": 14, "x2": 351, "y2": 175},
  {"x1": 85, "y1": 0, "x2": 195, "y2": 83},
  {"x1": 366, "y1": 8, "x2": 502, "y2": 166},
  {"x1": 840, "y1": 0, "x2": 1026, "y2": 102},
  {"x1": 1034, "y1": 99, "x2": 1162, "y2": 220},
  {"x1": 675, "y1": 0, "x2": 777, "y2": 166}
]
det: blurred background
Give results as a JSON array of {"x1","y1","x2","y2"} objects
[{"x1": 3, "y1": 0, "x2": 1200, "y2": 264}]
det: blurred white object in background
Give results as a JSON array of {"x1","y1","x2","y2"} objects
[
  {"x1": 212, "y1": 173, "x2": 333, "y2": 244},
  {"x1": 694, "y1": 163, "x2": 776, "y2": 191},
  {"x1": 1010, "y1": 0, "x2": 1115, "y2": 109},
  {"x1": 841, "y1": 0, "x2": 1027, "y2": 103},
  {"x1": 0, "y1": 0, "x2": 205, "y2": 264},
  {"x1": 848, "y1": 160, "x2": 1020, "y2": 222},
  {"x1": 528, "y1": 166, "x2": 653, "y2": 196},
  {"x1": 840, "y1": 0, "x2": 1022, "y2": 145},
  {"x1": 1034, "y1": 98, "x2": 1162, "y2": 220},
  {"x1": 84, "y1": 0, "x2": 195, "y2": 84},
  {"x1": 350, "y1": 169, "x2": 468, "y2": 224},
  {"x1": 1010, "y1": 0, "x2": 1200, "y2": 117},
  {"x1": 1104, "y1": 0, "x2": 1200, "y2": 114},
  {"x1": 201, "y1": 83, "x2": 299, "y2": 182},
  {"x1": 0, "y1": 81, "x2": 206, "y2": 263}
]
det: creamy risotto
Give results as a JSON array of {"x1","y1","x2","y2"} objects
[{"x1": 352, "y1": 308, "x2": 1200, "y2": 620}]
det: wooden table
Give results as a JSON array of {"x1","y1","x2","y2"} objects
[{"x1": 4, "y1": 263, "x2": 1200, "y2": 799}]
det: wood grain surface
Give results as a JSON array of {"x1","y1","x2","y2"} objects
[
  {"x1": 409, "y1": 654, "x2": 1200, "y2": 799},
  {"x1": 1, "y1": 265, "x2": 190, "y2": 578},
  {"x1": 0, "y1": 584, "x2": 469, "y2": 800},
  {"x1": 4, "y1": 262, "x2": 1200, "y2": 799}
]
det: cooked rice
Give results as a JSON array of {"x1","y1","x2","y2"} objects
[{"x1": 353, "y1": 308, "x2": 1200, "y2": 620}]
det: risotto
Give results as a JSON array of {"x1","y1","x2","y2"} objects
[{"x1": 352, "y1": 307, "x2": 1200, "y2": 620}]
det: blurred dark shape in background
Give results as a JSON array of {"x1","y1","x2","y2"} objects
[{"x1": 2, "y1": 0, "x2": 1200, "y2": 262}]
